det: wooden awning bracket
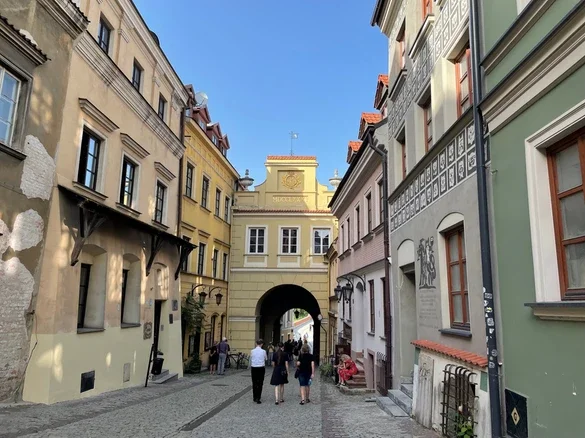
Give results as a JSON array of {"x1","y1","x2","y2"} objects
[
  {"x1": 174, "y1": 242, "x2": 196, "y2": 280},
  {"x1": 146, "y1": 233, "x2": 164, "y2": 276},
  {"x1": 70, "y1": 203, "x2": 107, "y2": 266}
]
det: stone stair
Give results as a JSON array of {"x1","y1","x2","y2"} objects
[
  {"x1": 339, "y1": 361, "x2": 374, "y2": 395},
  {"x1": 150, "y1": 369, "x2": 178, "y2": 384},
  {"x1": 387, "y1": 384, "x2": 413, "y2": 416}
]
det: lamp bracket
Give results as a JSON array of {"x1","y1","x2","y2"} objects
[{"x1": 337, "y1": 273, "x2": 366, "y2": 290}]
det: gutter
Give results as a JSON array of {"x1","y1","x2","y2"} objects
[
  {"x1": 469, "y1": 1, "x2": 503, "y2": 436},
  {"x1": 370, "y1": 0, "x2": 387, "y2": 27}
]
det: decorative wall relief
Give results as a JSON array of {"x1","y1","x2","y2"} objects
[
  {"x1": 417, "y1": 237, "x2": 436, "y2": 289},
  {"x1": 281, "y1": 171, "x2": 302, "y2": 190},
  {"x1": 143, "y1": 322, "x2": 152, "y2": 340}
]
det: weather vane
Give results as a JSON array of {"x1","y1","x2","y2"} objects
[{"x1": 289, "y1": 131, "x2": 298, "y2": 155}]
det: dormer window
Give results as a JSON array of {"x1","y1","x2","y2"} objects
[
  {"x1": 212, "y1": 134, "x2": 218, "y2": 145},
  {"x1": 198, "y1": 119, "x2": 206, "y2": 131}
]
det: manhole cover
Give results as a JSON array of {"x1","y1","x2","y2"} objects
[{"x1": 211, "y1": 383, "x2": 229, "y2": 387}]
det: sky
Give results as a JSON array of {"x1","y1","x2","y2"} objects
[{"x1": 134, "y1": 0, "x2": 387, "y2": 187}]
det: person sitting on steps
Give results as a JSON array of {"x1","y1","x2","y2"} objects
[{"x1": 335, "y1": 354, "x2": 358, "y2": 387}]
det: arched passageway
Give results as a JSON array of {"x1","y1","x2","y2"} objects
[{"x1": 256, "y1": 284, "x2": 322, "y2": 363}]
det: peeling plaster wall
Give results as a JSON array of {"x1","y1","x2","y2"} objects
[{"x1": 0, "y1": 1, "x2": 80, "y2": 402}]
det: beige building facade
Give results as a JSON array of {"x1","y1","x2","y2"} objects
[
  {"x1": 22, "y1": 0, "x2": 193, "y2": 404},
  {"x1": 228, "y1": 156, "x2": 337, "y2": 360}
]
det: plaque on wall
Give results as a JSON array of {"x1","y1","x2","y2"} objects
[
  {"x1": 143, "y1": 322, "x2": 152, "y2": 340},
  {"x1": 172, "y1": 299, "x2": 179, "y2": 311}
]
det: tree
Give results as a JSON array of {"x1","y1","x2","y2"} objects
[{"x1": 181, "y1": 294, "x2": 205, "y2": 349}]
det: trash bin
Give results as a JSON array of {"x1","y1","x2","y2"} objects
[{"x1": 151, "y1": 357, "x2": 164, "y2": 375}]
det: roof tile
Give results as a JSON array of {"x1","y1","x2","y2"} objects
[
  {"x1": 361, "y1": 112, "x2": 382, "y2": 124},
  {"x1": 412, "y1": 339, "x2": 488, "y2": 368},
  {"x1": 348, "y1": 141, "x2": 362, "y2": 152},
  {"x1": 378, "y1": 74, "x2": 389, "y2": 86}
]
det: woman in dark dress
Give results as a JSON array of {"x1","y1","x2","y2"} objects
[
  {"x1": 270, "y1": 342, "x2": 289, "y2": 404},
  {"x1": 209, "y1": 345, "x2": 218, "y2": 375}
]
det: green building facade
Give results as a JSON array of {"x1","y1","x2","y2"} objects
[{"x1": 481, "y1": 1, "x2": 585, "y2": 436}]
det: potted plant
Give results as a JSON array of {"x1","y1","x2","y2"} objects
[{"x1": 184, "y1": 351, "x2": 202, "y2": 374}]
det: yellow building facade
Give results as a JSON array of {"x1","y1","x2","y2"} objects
[
  {"x1": 180, "y1": 91, "x2": 240, "y2": 365},
  {"x1": 228, "y1": 156, "x2": 337, "y2": 360}
]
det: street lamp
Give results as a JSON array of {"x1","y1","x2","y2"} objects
[
  {"x1": 334, "y1": 285, "x2": 344, "y2": 302},
  {"x1": 343, "y1": 282, "x2": 353, "y2": 303},
  {"x1": 198, "y1": 291, "x2": 207, "y2": 304},
  {"x1": 208, "y1": 286, "x2": 224, "y2": 306},
  {"x1": 294, "y1": 309, "x2": 300, "y2": 319}
]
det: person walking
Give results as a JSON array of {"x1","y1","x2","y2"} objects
[
  {"x1": 208, "y1": 344, "x2": 218, "y2": 375},
  {"x1": 296, "y1": 344, "x2": 315, "y2": 405},
  {"x1": 250, "y1": 339, "x2": 267, "y2": 404},
  {"x1": 217, "y1": 337, "x2": 230, "y2": 375},
  {"x1": 270, "y1": 342, "x2": 289, "y2": 405}
]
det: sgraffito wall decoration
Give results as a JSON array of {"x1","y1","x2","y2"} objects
[{"x1": 417, "y1": 237, "x2": 437, "y2": 289}]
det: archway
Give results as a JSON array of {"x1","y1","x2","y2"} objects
[{"x1": 255, "y1": 284, "x2": 322, "y2": 363}]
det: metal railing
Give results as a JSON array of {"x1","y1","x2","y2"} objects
[
  {"x1": 441, "y1": 364, "x2": 478, "y2": 437},
  {"x1": 376, "y1": 352, "x2": 388, "y2": 396}
]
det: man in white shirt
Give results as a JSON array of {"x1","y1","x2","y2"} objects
[{"x1": 250, "y1": 339, "x2": 268, "y2": 404}]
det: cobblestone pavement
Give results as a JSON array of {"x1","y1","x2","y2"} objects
[{"x1": 0, "y1": 369, "x2": 438, "y2": 438}]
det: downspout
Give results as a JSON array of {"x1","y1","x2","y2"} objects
[
  {"x1": 469, "y1": 1, "x2": 503, "y2": 436},
  {"x1": 366, "y1": 129, "x2": 392, "y2": 391},
  {"x1": 177, "y1": 106, "x2": 186, "y2": 237}
]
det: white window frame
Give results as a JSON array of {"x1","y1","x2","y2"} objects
[
  {"x1": 279, "y1": 226, "x2": 300, "y2": 255},
  {"x1": 0, "y1": 67, "x2": 21, "y2": 147},
  {"x1": 311, "y1": 226, "x2": 332, "y2": 255},
  {"x1": 201, "y1": 173, "x2": 211, "y2": 209},
  {"x1": 224, "y1": 196, "x2": 231, "y2": 223},
  {"x1": 246, "y1": 225, "x2": 267, "y2": 255},
  {"x1": 118, "y1": 152, "x2": 140, "y2": 209},
  {"x1": 75, "y1": 120, "x2": 108, "y2": 194},
  {"x1": 196, "y1": 241, "x2": 207, "y2": 276},
  {"x1": 212, "y1": 248, "x2": 219, "y2": 278},
  {"x1": 185, "y1": 160, "x2": 196, "y2": 199},
  {"x1": 212, "y1": 134, "x2": 218, "y2": 145},
  {"x1": 154, "y1": 178, "x2": 168, "y2": 224},
  {"x1": 525, "y1": 98, "x2": 585, "y2": 303},
  {"x1": 222, "y1": 252, "x2": 229, "y2": 280},
  {"x1": 376, "y1": 176, "x2": 384, "y2": 227},
  {"x1": 214, "y1": 187, "x2": 222, "y2": 216}
]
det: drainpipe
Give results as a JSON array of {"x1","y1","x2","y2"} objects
[
  {"x1": 177, "y1": 106, "x2": 186, "y2": 238},
  {"x1": 366, "y1": 129, "x2": 392, "y2": 391},
  {"x1": 469, "y1": 1, "x2": 503, "y2": 436}
]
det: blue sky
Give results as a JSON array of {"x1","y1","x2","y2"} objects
[{"x1": 135, "y1": 0, "x2": 387, "y2": 187}]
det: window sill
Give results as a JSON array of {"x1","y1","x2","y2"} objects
[
  {"x1": 0, "y1": 142, "x2": 26, "y2": 160},
  {"x1": 351, "y1": 241, "x2": 363, "y2": 250},
  {"x1": 183, "y1": 195, "x2": 197, "y2": 204},
  {"x1": 277, "y1": 253, "x2": 300, "y2": 257},
  {"x1": 338, "y1": 250, "x2": 352, "y2": 260},
  {"x1": 362, "y1": 232, "x2": 374, "y2": 243},
  {"x1": 115, "y1": 202, "x2": 141, "y2": 217},
  {"x1": 379, "y1": 336, "x2": 386, "y2": 341},
  {"x1": 72, "y1": 182, "x2": 108, "y2": 201},
  {"x1": 525, "y1": 301, "x2": 585, "y2": 322},
  {"x1": 439, "y1": 328, "x2": 472, "y2": 338},
  {"x1": 77, "y1": 327, "x2": 105, "y2": 334},
  {"x1": 151, "y1": 220, "x2": 169, "y2": 231},
  {"x1": 244, "y1": 253, "x2": 267, "y2": 256},
  {"x1": 199, "y1": 205, "x2": 212, "y2": 213},
  {"x1": 121, "y1": 322, "x2": 141, "y2": 329},
  {"x1": 373, "y1": 223, "x2": 384, "y2": 235},
  {"x1": 366, "y1": 332, "x2": 375, "y2": 337}
]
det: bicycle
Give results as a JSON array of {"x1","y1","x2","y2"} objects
[{"x1": 226, "y1": 352, "x2": 249, "y2": 370}]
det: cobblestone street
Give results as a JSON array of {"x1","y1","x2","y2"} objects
[{"x1": 0, "y1": 370, "x2": 437, "y2": 438}]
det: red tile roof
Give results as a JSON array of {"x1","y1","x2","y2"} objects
[
  {"x1": 234, "y1": 209, "x2": 331, "y2": 214},
  {"x1": 266, "y1": 155, "x2": 316, "y2": 160},
  {"x1": 378, "y1": 74, "x2": 389, "y2": 86},
  {"x1": 361, "y1": 112, "x2": 382, "y2": 124},
  {"x1": 348, "y1": 141, "x2": 362, "y2": 152},
  {"x1": 412, "y1": 339, "x2": 488, "y2": 368}
]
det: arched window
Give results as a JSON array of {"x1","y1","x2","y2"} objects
[
  {"x1": 121, "y1": 253, "x2": 141, "y2": 326},
  {"x1": 78, "y1": 244, "x2": 107, "y2": 330}
]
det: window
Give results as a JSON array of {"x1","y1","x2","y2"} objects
[
  {"x1": 0, "y1": 68, "x2": 20, "y2": 146},
  {"x1": 154, "y1": 181, "x2": 166, "y2": 223},
  {"x1": 400, "y1": 139, "x2": 407, "y2": 179},
  {"x1": 77, "y1": 129, "x2": 101, "y2": 190},
  {"x1": 120, "y1": 269, "x2": 129, "y2": 324},
  {"x1": 423, "y1": 98, "x2": 433, "y2": 152},
  {"x1": 77, "y1": 264, "x2": 91, "y2": 329},
  {"x1": 158, "y1": 94, "x2": 167, "y2": 120},
  {"x1": 366, "y1": 193, "x2": 372, "y2": 233},
  {"x1": 181, "y1": 236, "x2": 191, "y2": 271},
  {"x1": 97, "y1": 17, "x2": 111, "y2": 54},
  {"x1": 201, "y1": 176, "x2": 210, "y2": 208},
  {"x1": 132, "y1": 60, "x2": 143, "y2": 92},
  {"x1": 355, "y1": 206, "x2": 361, "y2": 241},
  {"x1": 198, "y1": 119, "x2": 206, "y2": 131},
  {"x1": 119, "y1": 157, "x2": 136, "y2": 207},
  {"x1": 281, "y1": 227, "x2": 299, "y2": 254},
  {"x1": 347, "y1": 218, "x2": 351, "y2": 247},
  {"x1": 456, "y1": 47, "x2": 472, "y2": 116},
  {"x1": 220, "y1": 315, "x2": 225, "y2": 339},
  {"x1": 381, "y1": 277, "x2": 388, "y2": 333},
  {"x1": 222, "y1": 253, "x2": 228, "y2": 280},
  {"x1": 313, "y1": 228, "x2": 330, "y2": 254},
  {"x1": 548, "y1": 138, "x2": 585, "y2": 299},
  {"x1": 340, "y1": 224, "x2": 345, "y2": 252},
  {"x1": 212, "y1": 249, "x2": 219, "y2": 278},
  {"x1": 185, "y1": 163, "x2": 194, "y2": 198},
  {"x1": 423, "y1": 0, "x2": 432, "y2": 18},
  {"x1": 445, "y1": 227, "x2": 469, "y2": 329},
  {"x1": 397, "y1": 23, "x2": 406, "y2": 69},
  {"x1": 378, "y1": 180, "x2": 384, "y2": 224},
  {"x1": 248, "y1": 227, "x2": 266, "y2": 253},
  {"x1": 197, "y1": 243, "x2": 206, "y2": 275},
  {"x1": 215, "y1": 188, "x2": 221, "y2": 216},
  {"x1": 224, "y1": 197, "x2": 231, "y2": 222},
  {"x1": 369, "y1": 280, "x2": 375, "y2": 333},
  {"x1": 212, "y1": 134, "x2": 218, "y2": 145},
  {"x1": 211, "y1": 315, "x2": 217, "y2": 343}
]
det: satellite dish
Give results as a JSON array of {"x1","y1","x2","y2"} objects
[{"x1": 194, "y1": 91, "x2": 208, "y2": 107}]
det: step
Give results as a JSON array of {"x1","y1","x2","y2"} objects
[
  {"x1": 388, "y1": 389, "x2": 412, "y2": 416},
  {"x1": 401, "y1": 383, "x2": 414, "y2": 399},
  {"x1": 151, "y1": 372, "x2": 178, "y2": 384},
  {"x1": 375, "y1": 396, "x2": 410, "y2": 417},
  {"x1": 152, "y1": 368, "x2": 169, "y2": 379},
  {"x1": 346, "y1": 380, "x2": 367, "y2": 389},
  {"x1": 339, "y1": 384, "x2": 375, "y2": 395},
  {"x1": 400, "y1": 375, "x2": 413, "y2": 384}
]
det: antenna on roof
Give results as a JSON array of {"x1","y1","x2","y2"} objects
[
  {"x1": 194, "y1": 91, "x2": 208, "y2": 108},
  {"x1": 289, "y1": 131, "x2": 299, "y2": 155}
]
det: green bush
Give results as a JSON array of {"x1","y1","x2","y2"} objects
[
  {"x1": 184, "y1": 352, "x2": 202, "y2": 374},
  {"x1": 319, "y1": 362, "x2": 334, "y2": 377}
]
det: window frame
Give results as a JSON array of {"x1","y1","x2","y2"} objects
[
  {"x1": 400, "y1": 139, "x2": 407, "y2": 179},
  {"x1": 132, "y1": 60, "x2": 143, "y2": 92},
  {"x1": 280, "y1": 226, "x2": 300, "y2": 255},
  {"x1": 445, "y1": 226, "x2": 470, "y2": 330},
  {"x1": 181, "y1": 236, "x2": 191, "y2": 272},
  {"x1": 215, "y1": 187, "x2": 222, "y2": 216},
  {"x1": 423, "y1": 0, "x2": 432, "y2": 19},
  {"x1": 0, "y1": 67, "x2": 21, "y2": 148},
  {"x1": 423, "y1": 98, "x2": 433, "y2": 152},
  {"x1": 210, "y1": 314, "x2": 217, "y2": 343},
  {"x1": 312, "y1": 227, "x2": 331, "y2": 255},
  {"x1": 378, "y1": 179, "x2": 384, "y2": 225},
  {"x1": 547, "y1": 135, "x2": 585, "y2": 300},
  {"x1": 222, "y1": 253, "x2": 228, "y2": 280},
  {"x1": 212, "y1": 248, "x2": 219, "y2": 278},
  {"x1": 154, "y1": 180, "x2": 167, "y2": 224},
  {"x1": 355, "y1": 205, "x2": 361, "y2": 241},
  {"x1": 369, "y1": 280, "x2": 375, "y2": 333},
  {"x1": 247, "y1": 226, "x2": 266, "y2": 254},
  {"x1": 201, "y1": 176, "x2": 210, "y2": 208},
  {"x1": 456, "y1": 47, "x2": 472, "y2": 117},
  {"x1": 185, "y1": 163, "x2": 194, "y2": 198},
  {"x1": 120, "y1": 268, "x2": 129, "y2": 324},
  {"x1": 157, "y1": 93, "x2": 167, "y2": 121},
  {"x1": 197, "y1": 242, "x2": 206, "y2": 275},
  {"x1": 119, "y1": 155, "x2": 137, "y2": 208},
  {"x1": 346, "y1": 217, "x2": 351, "y2": 248},
  {"x1": 77, "y1": 128, "x2": 102, "y2": 191},
  {"x1": 340, "y1": 224, "x2": 345, "y2": 253},
  {"x1": 97, "y1": 16, "x2": 112, "y2": 55},
  {"x1": 366, "y1": 192, "x2": 372, "y2": 233},
  {"x1": 211, "y1": 134, "x2": 218, "y2": 145},
  {"x1": 224, "y1": 196, "x2": 231, "y2": 222},
  {"x1": 77, "y1": 263, "x2": 92, "y2": 329}
]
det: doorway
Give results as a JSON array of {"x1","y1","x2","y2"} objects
[
  {"x1": 400, "y1": 263, "x2": 417, "y2": 382},
  {"x1": 153, "y1": 300, "x2": 162, "y2": 358}
]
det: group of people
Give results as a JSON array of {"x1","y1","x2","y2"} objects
[
  {"x1": 207, "y1": 337, "x2": 230, "y2": 376},
  {"x1": 250, "y1": 339, "x2": 315, "y2": 405}
]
